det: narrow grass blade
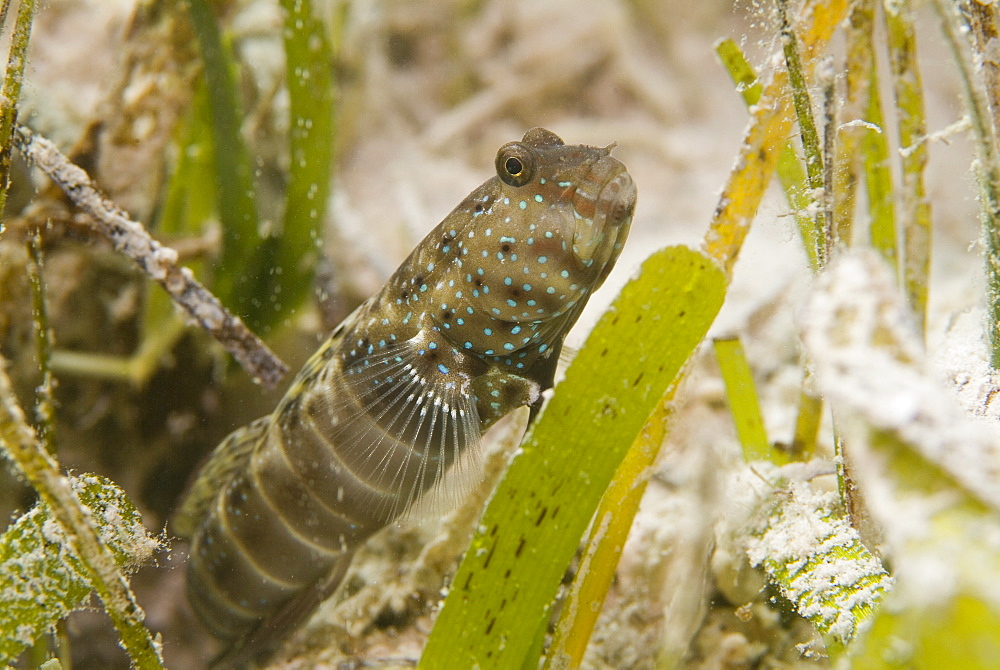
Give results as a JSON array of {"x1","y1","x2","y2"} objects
[
  {"x1": 274, "y1": 0, "x2": 336, "y2": 325},
  {"x1": 790, "y1": 381, "x2": 823, "y2": 461},
  {"x1": 157, "y1": 81, "x2": 217, "y2": 238},
  {"x1": 186, "y1": 0, "x2": 335, "y2": 334},
  {"x1": 859, "y1": 65, "x2": 898, "y2": 275},
  {"x1": 185, "y1": 0, "x2": 262, "y2": 324},
  {"x1": 835, "y1": 0, "x2": 875, "y2": 248},
  {"x1": 884, "y1": 0, "x2": 931, "y2": 335},
  {"x1": 714, "y1": 37, "x2": 763, "y2": 106},
  {"x1": 713, "y1": 336, "x2": 773, "y2": 462}
]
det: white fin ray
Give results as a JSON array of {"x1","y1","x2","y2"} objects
[{"x1": 306, "y1": 341, "x2": 483, "y2": 524}]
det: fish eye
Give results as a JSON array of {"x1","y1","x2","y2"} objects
[{"x1": 495, "y1": 142, "x2": 534, "y2": 187}]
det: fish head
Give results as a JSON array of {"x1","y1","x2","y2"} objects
[{"x1": 452, "y1": 127, "x2": 636, "y2": 324}]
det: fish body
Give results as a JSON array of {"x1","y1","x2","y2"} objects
[{"x1": 176, "y1": 128, "x2": 636, "y2": 666}]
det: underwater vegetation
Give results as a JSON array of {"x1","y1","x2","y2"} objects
[{"x1": 1, "y1": 0, "x2": 1000, "y2": 668}]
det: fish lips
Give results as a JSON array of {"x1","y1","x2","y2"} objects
[{"x1": 571, "y1": 163, "x2": 636, "y2": 273}]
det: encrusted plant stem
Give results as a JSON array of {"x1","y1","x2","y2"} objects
[
  {"x1": 821, "y1": 63, "x2": 839, "y2": 247},
  {"x1": 0, "y1": 359, "x2": 164, "y2": 669},
  {"x1": 953, "y1": 0, "x2": 1000, "y2": 369},
  {"x1": 0, "y1": 0, "x2": 37, "y2": 226},
  {"x1": 966, "y1": 2, "x2": 1000, "y2": 142},
  {"x1": 13, "y1": 124, "x2": 289, "y2": 388},
  {"x1": 779, "y1": 0, "x2": 830, "y2": 269},
  {"x1": 26, "y1": 230, "x2": 55, "y2": 455}
]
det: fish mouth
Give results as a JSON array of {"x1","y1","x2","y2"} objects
[
  {"x1": 594, "y1": 170, "x2": 637, "y2": 231},
  {"x1": 570, "y1": 156, "x2": 636, "y2": 231},
  {"x1": 570, "y1": 157, "x2": 636, "y2": 266}
]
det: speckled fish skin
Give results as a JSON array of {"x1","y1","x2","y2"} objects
[{"x1": 177, "y1": 128, "x2": 636, "y2": 666}]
